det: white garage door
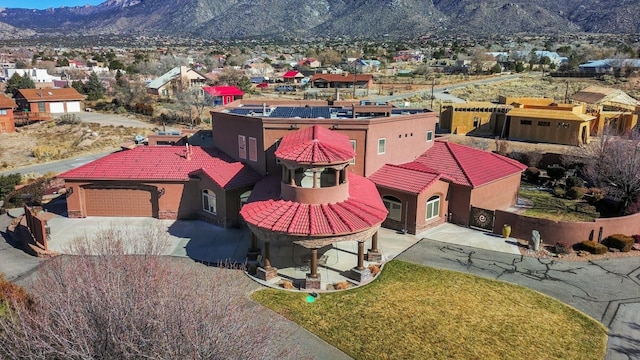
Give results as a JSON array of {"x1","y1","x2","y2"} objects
[
  {"x1": 49, "y1": 102, "x2": 65, "y2": 113},
  {"x1": 66, "y1": 101, "x2": 81, "y2": 112}
]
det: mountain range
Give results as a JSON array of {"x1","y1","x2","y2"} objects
[{"x1": 0, "y1": 0, "x2": 637, "y2": 40}]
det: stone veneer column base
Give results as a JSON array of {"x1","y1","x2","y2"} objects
[
  {"x1": 257, "y1": 267, "x2": 278, "y2": 281},
  {"x1": 350, "y1": 267, "x2": 372, "y2": 283},
  {"x1": 366, "y1": 251, "x2": 382, "y2": 262},
  {"x1": 304, "y1": 274, "x2": 322, "y2": 290}
]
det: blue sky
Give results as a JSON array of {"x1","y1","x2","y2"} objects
[{"x1": 0, "y1": 0, "x2": 103, "y2": 9}]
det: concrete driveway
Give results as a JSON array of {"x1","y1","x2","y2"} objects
[{"x1": 399, "y1": 237, "x2": 640, "y2": 360}]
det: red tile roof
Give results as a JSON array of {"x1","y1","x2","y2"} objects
[
  {"x1": 203, "y1": 85, "x2": 244, "y2": 97},
  {"x1": 0, "y1": 94, "x2": 16, "y2": 109},
  {"x1": 16, "y1": 88, "x2": 84, "y2": 102},
  {"x1": 275, "y1": 125, "x2": 355, "y2": 164},
  {"x1": 59, "y1": 146, "x2": 260, "y2": 188},
  {"x1": 283, "y1": 71, "x2": 303, "y2": 78},
  {"x1": 369, "y1": 164, "x2": 450, "y2": 194},
  {"x1": 240, "y1": 174, "x2": 387, "y2": 236},
  {"x1": 413, "y1": 141, "x2": 527, "y2": 187}
]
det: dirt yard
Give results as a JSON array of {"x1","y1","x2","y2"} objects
[{"x1": 0, "y1": 120, "x2": 153, "y2": 171}]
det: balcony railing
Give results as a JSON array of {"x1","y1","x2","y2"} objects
[{"x1": 13, "y1": 111, "x2": 53, "y2": 125}]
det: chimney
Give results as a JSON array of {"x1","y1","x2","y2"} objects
[
  {"x1": 39, "y1": 88, "x2": 43, "y2": 98},
  {"x1": 185, "y1": 143, "x2": 191, "y2": 161}
]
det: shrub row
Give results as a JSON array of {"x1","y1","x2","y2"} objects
[
  {"x1": 576, "y1": 240, "x2": 608, "y2": 254},
  {"x1": 602, "y1": 234, "x2": 634, "y2": 252}
]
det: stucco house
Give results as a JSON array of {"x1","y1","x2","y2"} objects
[
  {"x1": 571, "y1": 86, "x2": 639, "y2": 135},
  {"x1": 147, "y1": 66, "x2": 207, "y2": 98},
  {"x1": 0, "y1": 93, "x2": 17, "y2": 133},
  {"x1": 370, "y1": 141, "x2": 527, "y2": 234}
]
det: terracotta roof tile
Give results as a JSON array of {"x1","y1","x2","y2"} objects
[
  {"x1": 17, "y1": 88, "x2": 84, "y2": 102},
  {"x1": 275, "y1": 125, "x2": 355, "y2": 164},
  {"x1": 240, "y1": 174, "x2": 387, "y2": 237},
  {"x1": 0, "y1": 94, "x2": 16, "y2": 109},
  {"x1": 60, "y1": 146, "x2": 260, "y2": 187},
  {"x1": 369, "y1": 164, "x2": 444, "y2": 194}
]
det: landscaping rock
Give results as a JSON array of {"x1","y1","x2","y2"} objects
[
  {"x1": 633, "y1": 243, "x2": 640, "y2": 251},
  {"x1": 609, "y1": 248, "x2": 620, "y2": 253}
]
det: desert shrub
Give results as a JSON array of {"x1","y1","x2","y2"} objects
[
  {"x1": 547, "y1": 165, "x2": 566, "y2": 181},
  {"x1": 554, "y1": 242, "x2": 572, "y2": 255},
  {"x1": 32, "y1": 145, "x2": 66, "y2": 160},
  {"x1": 565, "y1": 176, "x2": 584, "y2": 189},
  {"x1": 566, "y1": 186, "x2": 586, "y2": 200},
  {"x1": 553, "y1": 186, "x2": 565, "y2": 197},
  {"x1": 0, "y1": 274, "x2": 33, "y2": 310},
  {"x1": 602, "y1": 234, "x2": 634, "y2": 252},
  {"x1": 333, "y1": 281, "x2": 350, "y2": 290},
  {"x1": 0, "y1": 173, "x2": 21, "y2": 200},
  {"x1": 495, "y1": 137, "x2": 509, "y2": 156},
  {"x1": 55, "y1": 113, "x2": 81, "y2": 125},
  {"x1": 525, "y1": 167, "x2": 540, "y2": 183},
  {"x1": 281, "y1": 281, "x2": 294, "y2": 290},
  {"x1": 576, "y1": 240, "x2": 608, "y2": 254},
  {"x1": 586, "y1": 188, "x2": 606, "y2": 204},
  {"x1": 624, "y1": 198, "x2": 640, "y2": 215}
]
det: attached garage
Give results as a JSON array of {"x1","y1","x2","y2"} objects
[
  {"x1": 84, "y1": 188, "x2": 154, "y2": 217},
  {"x1": 66, "y1": 101, "x2": 81, "y2": 112},
  {"x1": 49, "y1": 102, "x2": 65, "y2": 113}
]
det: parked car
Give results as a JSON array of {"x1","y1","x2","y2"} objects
[
  {"x1": 275, "y1": 85, "x2": 294, "y2": 92},
  {"x1": 256, "y1": 82, "x2": 269, "y2": 89}
]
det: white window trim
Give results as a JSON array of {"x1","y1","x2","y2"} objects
[
  {"x1": 238, "y1": 135, "x2": 246, "y2": 159},
  {"x1": 248, "y1": 137, "x2": 258, "y2": 162},
  {"x1": 383, "y1": 196, "x2": 402, "y2": 221},
  {"x1": 377, "y1": 138, "x2": 386, "y2": 155},
  {"x1": 426, "y1": 195, "x2": 440, "y2": 220},
  {"x1": 202, "y1": 189, "x2": 216, "y2": 215},
  {"x1": 426, "y1": 131, "x2": 433, "y2": 142}
]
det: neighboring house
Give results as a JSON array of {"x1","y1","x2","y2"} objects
[
  {"x1": 0, "y1": 93, "x2": 16, "y2": 133},
  {"x1": 5, "y1": 68, "x2": 61, "y2": 83},
  {"x1": 240, "y1": 125, "x2": 387, "y2": 288},
  {"x1": 59, "y1": 146, "x2": 261, "y2": 228},
  {"x1": 370, "y1": 141, "x2": 527, "y2": 234},
  {"x1": 352, "y1": 59, "x2": 381, "y2": 73},
  {"x1": 579, "y1": 59, "x2": 640, "y2": 75},
  {"x1": 504, "y1": 103, "x2": 595, "y2": 146},
  {"x1": 243, "y1": 62, "x2": 275, "y2": 77},
  {"x1": 203, "y1": 85, "x2": 244, "y2": 106},
  {"x1": 571, "y1": 85, "x2": 639, "y2": 135},
  {"x1": 439, "y1": 102, "x2": 513, "y2": 135},
  {"x1": 310, "y1": 73, "x2": 374, "y2": 90},
  {"x1": 13, "y1": 88, "x2": 84, "y2": 117},
  {"x1": 147, "y1": 66, "x2": 207, "y2": 98},
  {"x1": 282, "y1": 70, "x2": 304, "y2": 84},
  {"x1": 297, "y1": 58, "x2": 321, "y2": 68}
]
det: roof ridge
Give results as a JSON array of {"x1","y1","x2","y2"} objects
[{"x1": 444, "y1": 142, "x2": 475, "y2": 187}]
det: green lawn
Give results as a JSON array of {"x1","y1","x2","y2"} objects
[
  {"x1": 519, "y1": 189, "x2": 599, "y2": 222},
  {"x1": 252, "y1": 261, "x2": 607, "y2": 360}
]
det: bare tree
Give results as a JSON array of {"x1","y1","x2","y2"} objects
[
  {"x1": 0, "y1": 228, "x2": 299, "y2": 359},
  {"x1": 583, "y1": 130, "x2": 640, "y2": 213},
  {"x1": 216, "y1": 67, "x2": 245, "y2": 87}
]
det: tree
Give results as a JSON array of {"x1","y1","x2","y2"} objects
[
  {"x1": 0, "y1": 228, "x2": 299, "y2": 359},
  {"x1": 515, "y1": 62, "x2": 525, "y2": 73},
  {"x1": 71, "y1": 80, "x2": 85, "y2": 95},
  {"x1": 216, "y1": 67, "x2": 245, "y2": 87},
  {"x1": 582, "y1": 131, "x2": 640, "y2": 213},
  {"x1": 5, "y1": 73, "x2": 35, "y2": 96},
  {"x1": 175, "y1": 88, "x2": 211, "y2": 126},
  {"x1": 489, "y1": 63, "x2": 502, "y2": 74},
  {"x1": 85, "y1": 72, "x2": 105, "y2": 101}
]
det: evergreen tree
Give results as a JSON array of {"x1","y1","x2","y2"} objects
[
  {"x1": 85, "y1": 72, "x2": 105, "y2": 101},
  {"x1": 5, "y1": 73, "x2": 35, "y2": 96}
]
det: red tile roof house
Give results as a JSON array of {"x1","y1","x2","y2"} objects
[
  {"x1": 282, "y1": 70, "x2": 304, "y2": 84},
  {"x1": 0, "y1": 93, "x2": 17, "y2": 133},
  {"x1": 370, "y1": 141, "x2": 527, "y2": 234},
  {"x1": 203, "y1": 85, "x2": 244, "y2": 106},
  {"x1": 13, "y1": 88, "x2": 84, "y2": 124},
  {"x1": 240, "y1": 125, "x2": 387, "y2": 288},
  {"x1": 59, "y1": 145, "x2": 261, "y2": 228}
]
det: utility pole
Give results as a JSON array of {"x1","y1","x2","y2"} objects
[
  {"x1": 564, "y1": 81, "x2": 569, "y2": 103},
  {"x1": 430, "y1": 76, "x2": 435, "y2": 109}
]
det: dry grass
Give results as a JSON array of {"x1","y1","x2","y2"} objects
[
  {"x1": 252, "y1": 260, "x2": 607, "y2": 360},
  {"x1": 0, "y1": 121, "x2": 153, "y2": 169},
  {"x1": 519, "y1": 189, "x2": 599, "y2": 222}
]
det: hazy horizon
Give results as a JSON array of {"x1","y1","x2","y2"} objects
[{"x1": 0, "y1": 0, "x2": 102, "y2": 9}]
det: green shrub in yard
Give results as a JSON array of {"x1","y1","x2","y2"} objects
[
  {"x1": 577, "y1": 240, "x2": 608, "y2": 254},
  {"x1": 547, "y1": 165, "x2": 566, "y2": 181},
  {"x1": 0, "y1": 173, "x2": 21, "y2": 200},
  {"x1": 525, "y1": 167, "x2": 540, "y2": 182},
  {"x1": 553, "y1": 186, "x2": 565, "y2": 197},
  {"x1": 565, "y1": 176, "x2": 584, "y2": 189},
  {"x1": 566, "y1": 186, "x2": 586, "y2": 200},
  {"x1": 55, "y1": 113, "x2": 81, "y2": 125},
  {"x1": 602, "y1": 234, "x2": 634, "y2": 252}
]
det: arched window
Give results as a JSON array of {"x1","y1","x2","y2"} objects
[
  {"x1": 202, "y1": 189, "x2": 216, "y2": 215},
  {"x1": 382, "y1": 195, "x2": 402, "y2": 221},
  {"x1": 426, "y1": 195, "x2": 440, "y2": 220}
]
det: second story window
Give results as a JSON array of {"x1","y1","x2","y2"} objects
[
  {"x1": 238, "y1": 135, "x2": 246, "y2": 159},
  {"x1": 426, "y1": 131, "x2": 433, "y2": 142},
  {"x1": 378, "y1": 138, "x2": 386, "y2": 155}
]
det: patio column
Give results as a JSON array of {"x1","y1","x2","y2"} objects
[
  {"x1": 357, "y1": 241, "x2": 365, "y2": 270},
  {"x1": 289, "y1": 168, "x2": 295, "y2": 186},
  {"x1": 313, "y1": 170, "x2": 318, "y2": 188},
  {"x1": 371, "y1": 232, "x2": 379, "y2": 253},
  {"x1": 335, "y1": 168, "x2": 340, "y2": 186},
  {"x1": 250, "y1": 233, "x2": 258, "y2": 252},
  {"x1": 264, "y1": 241, "x2": 272, "y2": 270},
  {"x1": 310, "y1": 249, "x2": 318, "y2": 278}
]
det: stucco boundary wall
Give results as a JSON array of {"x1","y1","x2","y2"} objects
[{"x1": 494, "y1": 210, "x2": 640, "y2": 247}]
